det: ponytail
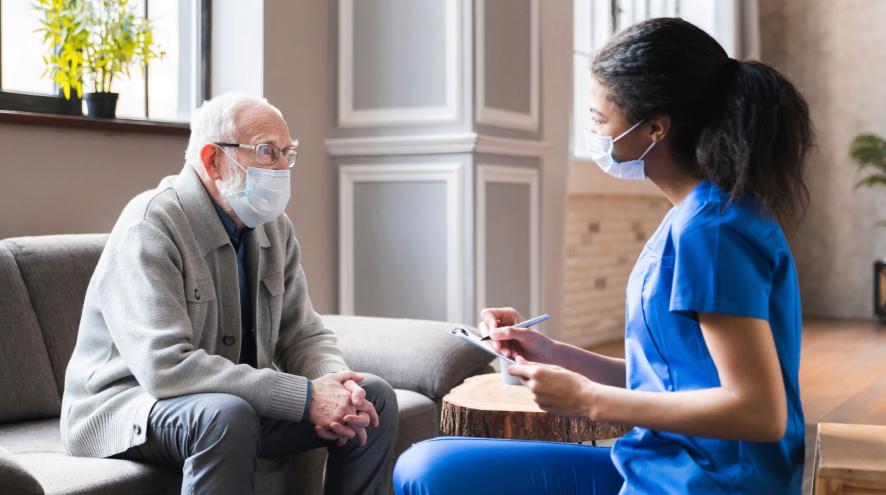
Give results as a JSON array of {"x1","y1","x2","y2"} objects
[
  {"x1": 696, "y1": 59, "x2": 812, "y2": 226},
  {"x1": 593, "y1": 18, "x2": 813, "y2": 226}
]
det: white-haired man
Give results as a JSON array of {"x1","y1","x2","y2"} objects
[{"x1": 61, "y1": 93, "x2": 398, "y2": 494}]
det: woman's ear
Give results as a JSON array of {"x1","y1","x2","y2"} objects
[
  {"x1": 647, "y1": 114, "x2": 672, "y2": 143},
  {"x1": 199, "y1": 143, "x2": 221, "y2": 181}
]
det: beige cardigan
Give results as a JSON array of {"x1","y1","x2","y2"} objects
[{"x1": 60, "y1": 165, "x2": 349, "y2": 458}]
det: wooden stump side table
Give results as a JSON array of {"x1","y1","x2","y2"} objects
[{"x1": 441, "y1": 373, "x2": 630, "y2": 443}]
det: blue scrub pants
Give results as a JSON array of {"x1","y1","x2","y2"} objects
[{"x1": 394, "y1": 437, "x2": 624, "y2": 495}]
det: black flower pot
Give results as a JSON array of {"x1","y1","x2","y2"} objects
[
  {"x1": 84, "y1": 92, "x2": 119, "y2": 119},
  {"x1": 58, "y1": 89, "x2": 83, "y2": 116}
]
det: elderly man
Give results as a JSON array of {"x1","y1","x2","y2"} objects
[{"x1": 60, "y1": 93, "x2": 398, "y2": 495}]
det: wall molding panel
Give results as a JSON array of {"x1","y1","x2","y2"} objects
[
  {"x1": 475, "y1": 165, "x2": 540, "y2": 316},
  {"x1": 337, "y1": 0, "x2": 462, "y2": 128},
  {"x1": 339, "y1": 163, "x2": 466, "y2": 321},
  {"x1": 475, "y1": 0, "x2": 540, "y2": 132}
]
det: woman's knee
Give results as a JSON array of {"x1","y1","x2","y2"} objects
[{"x1": 394, "y1": 438, "x2": 466, "y2": 492}]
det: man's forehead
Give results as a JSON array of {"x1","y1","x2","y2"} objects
[{"x1": 235, "y1": 105, "x2": 292, "y2": 143}]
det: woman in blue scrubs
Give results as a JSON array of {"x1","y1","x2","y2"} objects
[{"x1": 394, "y1": 17, "x2": 813, "y2": 495}]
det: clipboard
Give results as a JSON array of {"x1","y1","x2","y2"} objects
[{"x1": 449, "y1": 327, "x2": 517, "y2": 365}]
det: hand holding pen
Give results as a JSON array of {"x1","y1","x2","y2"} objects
[{"x1": 478, "y1": 309, "x2": 556, "y2": 364}]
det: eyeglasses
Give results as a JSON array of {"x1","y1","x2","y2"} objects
[{"x1": 215, "y1": 141, "x2": 299, "y2": 169}]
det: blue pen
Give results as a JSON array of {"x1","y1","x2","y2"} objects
[{"x1": 480, "y1": 313, "x2": 550, "y2": 341}]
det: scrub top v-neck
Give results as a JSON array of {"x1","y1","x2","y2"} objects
[{"x1": 611, "y1": 180, "x2": 805, "y2": 494}]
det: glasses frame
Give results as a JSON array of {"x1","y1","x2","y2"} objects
[{"x1": 214, "y1": 141, "x2": 299, "y2": 169}]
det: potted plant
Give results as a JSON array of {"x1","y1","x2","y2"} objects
[
  {"x1": 36, "y1": 0, "x2": 88, "y2": 113},
  {"x1": 849, "y1": 133, "x2": 886, "y2": 322},
  {"x1": 37, "y1": 0, "x2": 163, "y2": 119}
]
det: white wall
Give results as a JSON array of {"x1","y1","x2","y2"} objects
[
  {"x1": 761, "y1": 0, "x2": 886, "y2": 319},
  {"x1": 538, "y1": 0, "x2": 573, "y2": 341},
  {"x1": 264, "y1": 0, "x2": 337, "y2": 313}
]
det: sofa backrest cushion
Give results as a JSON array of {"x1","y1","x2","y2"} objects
[
  {"x1": 0, "y1": 245, "x2": 62, "y2": 423},
  {"x1": 323, "y1": 315, "x2": 493, "y2": 400},
  {"x1": 1, "y1": 235, "x2": 107, "y2": 398}
]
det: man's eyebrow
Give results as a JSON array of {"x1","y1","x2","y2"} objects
[{"x1": 249, "y1": 133, "x2": 277, "y2": 145}]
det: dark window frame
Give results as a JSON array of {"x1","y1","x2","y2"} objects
[{"x1": 0, "y1": 0, "x2": 212, "y2": 120}]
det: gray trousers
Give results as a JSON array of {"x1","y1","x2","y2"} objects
[{"x1": 114, "y1": 373, "x2": 398, "y2": 495}]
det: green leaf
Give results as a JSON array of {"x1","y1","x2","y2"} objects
[
  {"x1": 849, "y1": 134, "x2": 886, "y2": 173},
  {"x1": 854, "y1": 174, "x2": 886, "y2": 190}
]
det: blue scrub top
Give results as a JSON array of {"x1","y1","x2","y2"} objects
[{"x1": 611, "y1": 180, "x2": 805, "y2": 494}]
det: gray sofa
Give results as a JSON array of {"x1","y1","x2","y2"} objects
[{"x1": 0, "y1": 234, "x2": 493, "y2": 495}]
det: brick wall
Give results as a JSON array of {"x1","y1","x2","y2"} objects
[{"x1": 562, "y1": 194, "x2": 671, "y2": 347}]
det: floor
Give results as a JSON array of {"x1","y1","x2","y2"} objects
[{"x1": 589, "y1": 317, "x2": 886, "y2": 494}]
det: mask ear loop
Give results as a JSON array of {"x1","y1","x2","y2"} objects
[
  {"x1": 638, "y1": 139, "x2": 657, "y2": 160},
  {"x1": 613, "y1": 119, "x2": 645, "y2": 143},
  {"x1": 214, "y1": 145, "x2": 249, "y2": 195}
]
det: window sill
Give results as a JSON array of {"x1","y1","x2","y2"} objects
[{"x1": 0, "y1": 110, "x2": 189, "y2": 136}]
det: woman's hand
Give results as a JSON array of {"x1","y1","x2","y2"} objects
[
  {"x1": 479, "y1": 307, "x2": 556, "y2": 363},
  {"x1": 507, "y1": 356, "x2": 600, "y2": 418}
]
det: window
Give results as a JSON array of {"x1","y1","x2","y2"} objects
[
  {"x1": 0, "y1": 0, "x2": 211, "y2": 122},
  {"x1": 572, "y1": 0, "x2": 748, "y2": 159}
]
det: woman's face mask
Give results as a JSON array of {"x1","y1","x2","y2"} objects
[
  {"x1": 216, "y1": 147, "x2": 291, "y2": 228},
  {"x1": 585, "y1": 120, "x2": 656, "y2": 181}
]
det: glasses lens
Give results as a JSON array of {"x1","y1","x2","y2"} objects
[
  {"x1": 284, "y1": 149, "x2": 298, "y2": 168},
  {"x1": 255, "y1": 144, "x2": 277, "y2": 165}
]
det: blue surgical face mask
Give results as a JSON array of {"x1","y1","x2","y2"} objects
[
  {"x1": 585, "y1": 120, "x2": 656, "y2": 181},
  {"x1": 216, "y1": 148, "x2": 291, "y2": 228}
]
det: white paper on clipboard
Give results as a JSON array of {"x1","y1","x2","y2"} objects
[{"x1": 449, "y1": 327, "x2": 517, "y2": 365}]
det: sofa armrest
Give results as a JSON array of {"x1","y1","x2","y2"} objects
[
  {"x1": 0, "y1": 445, "x2": 43, "y2": 495},
  {"x1": 321, "y1": 315, "x2": 494, "y2": 400}
]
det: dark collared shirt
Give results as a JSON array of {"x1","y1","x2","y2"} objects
[
  {"x1": 209, "y1": 200, "x2": 312, "y2": 414},
  {"x1": 210, "y1": 200, "x2": 257, "y2": 368}
]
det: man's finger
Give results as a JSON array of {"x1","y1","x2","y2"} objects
[
  {"x1": 335, "y1": 371, "x2": 365, "y2": 384},
  {"x1": 343, "y1": 380, "x2": 366, "y2": 406},
  {"x1": 329, "y1": 421, "x2": 357, "y2": 439},
  {"x1": 356, "y1": 426, "x2": 368, "y2": 447},
  {"x1": 315, "y1": 425, "x2": 338, "y2": 441},
  {"x1": 343, "y1": 412, "x2": 371, "y2": 428},
  {"x1": 357, "y1": 401, "x2": 380, "y2": 428}
]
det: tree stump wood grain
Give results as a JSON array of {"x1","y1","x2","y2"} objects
[{"x1": 441, "y1": 373, "x2": 630, "y2": 443}]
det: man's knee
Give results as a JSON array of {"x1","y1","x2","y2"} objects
[
  {"x1": 194, "y1": 393, "x2": 260, "y2": 451},
  {"x1": 358, "y1": 374, "x2": 398, "y2": 419}
]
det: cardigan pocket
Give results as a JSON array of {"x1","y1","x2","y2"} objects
[
  {"x1": 262, "y1": 273, "x2": 284, "y2": 349},
  {"x1": 184, "y1": 275, "x2": 216, "y2": 344}
]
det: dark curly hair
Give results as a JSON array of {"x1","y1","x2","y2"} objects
[{"x1": 592, "y1": 17, "x2": 813, "y2": 226}]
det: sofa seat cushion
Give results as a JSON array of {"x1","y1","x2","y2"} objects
[
  {"x1": 0, "y1": 388, "x2": 438, "y2": 495},
  {"x1": 0, "y1": 444, "x2": 43, "y2": 495},
  {"x1": 393, "y1": 389, "x2": 439, "y2": 455},
  {"x1": 0, "y1": 419, "x2": 302, "y2": 495}
]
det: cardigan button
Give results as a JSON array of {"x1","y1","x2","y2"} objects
[
  {"x1": 133, "y1": 425, "x2": 142, "y2": 435},
  {"x1": 223, "y1": 336, "x2": 236, "y2": 346},
  {"x1": 194, "y1": 288, "x2": 201, "y2": 301}
]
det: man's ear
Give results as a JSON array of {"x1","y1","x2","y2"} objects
[
  {"x1": 199, "y1": 143, "x2": 221, "y2": 181},
  {"x1": 647, "y1": 114, "x2": 671, "y2": 143}
]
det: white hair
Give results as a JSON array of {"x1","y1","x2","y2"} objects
[{"x1": 185, "y1": 92, "x2": 283, "y2": 173}]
